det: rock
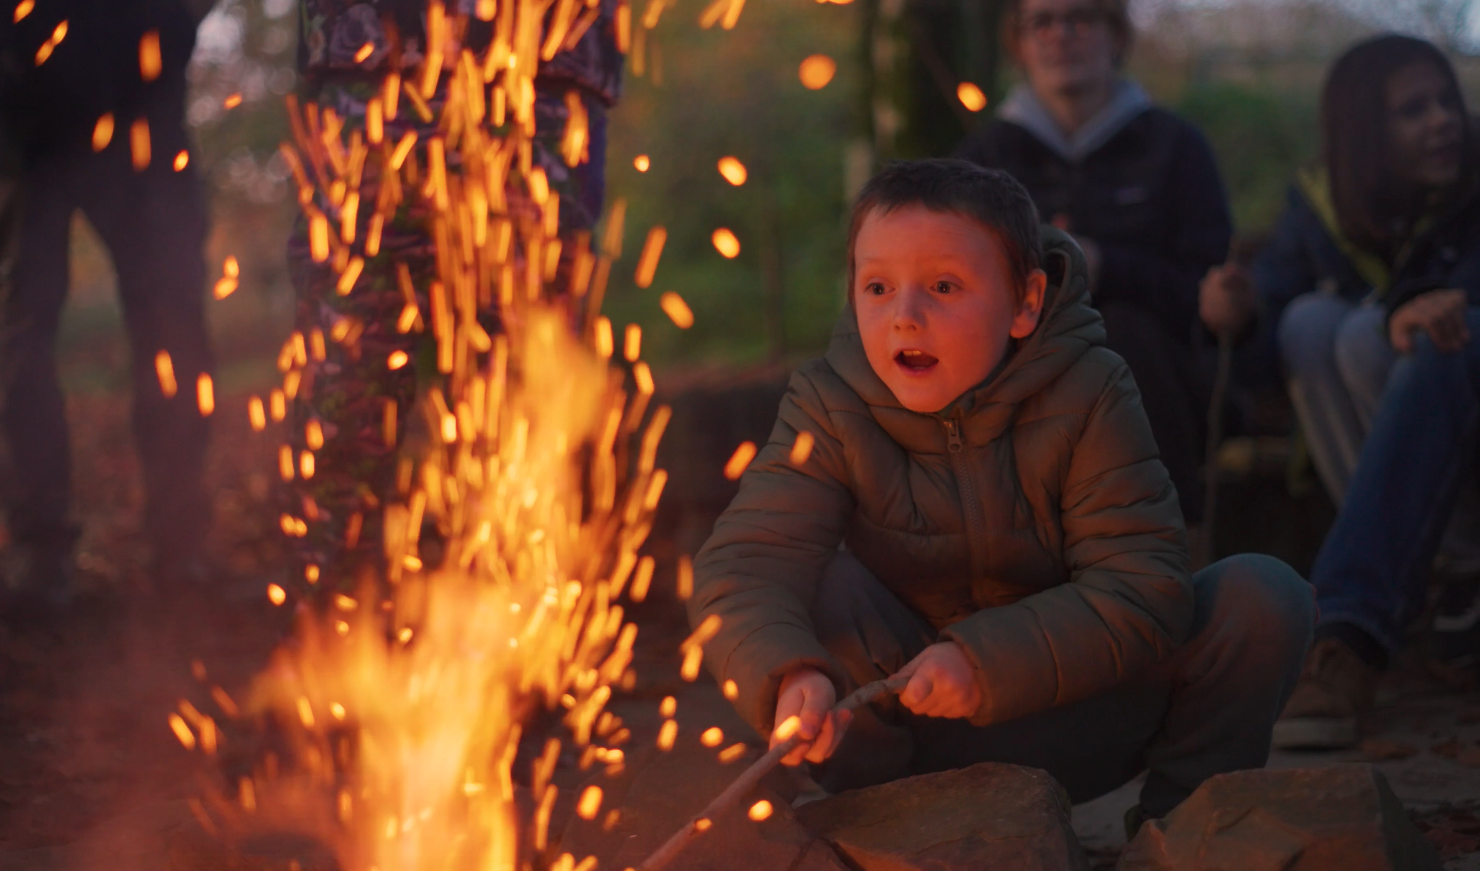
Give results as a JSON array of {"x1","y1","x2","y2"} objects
[
  {"x1": 558, "y1": 735, "x2": 847, "y2": 871},
  {"x1": 1118, "y1": 765, "x2": 1441, "y2": 871},
  {"x1": 794, "y1": 762, "x2": 1089, "y2": 871}
]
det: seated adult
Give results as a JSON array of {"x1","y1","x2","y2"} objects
[
  {"x1": 958, "y1": 0, "x2": 1240, "y2": 529},
  {"x1": 1230, "y1": 36, "x2": 1480, "y2": 750}
]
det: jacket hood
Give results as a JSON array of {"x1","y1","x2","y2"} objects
[
  {"x1": 824, "y1": 226, "x2": 1106, "y2": 452},
  {"x1": 997, "y1": 78, "x2": 1152, "y2": 163}
]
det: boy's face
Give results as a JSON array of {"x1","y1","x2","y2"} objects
[{"x1": 853, "y1": 206, "x2": 1046, "y2": 414}]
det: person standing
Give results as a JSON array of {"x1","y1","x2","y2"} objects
[
  {"x1": 0, "y1": 0, "x2": 218, "y2": 616},
  {"x1": 957, "y1": 0, "x2": 1242, "y2": 531}
]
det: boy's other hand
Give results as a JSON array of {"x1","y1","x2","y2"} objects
[
  {"x1": 897, "y1": 642, "x2": 982, "y2": 719},
  {"x1": 1390, "y1": 289, "x2": 1469, "y2": 354},
  {"x1": 772, "y1": 668, "x2": 850, "y2": 766},
  {"x1": 1200, "y1": 264, "x2": 1257, "y2": 335}
]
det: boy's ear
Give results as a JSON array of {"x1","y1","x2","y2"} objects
[{"x1": 1009, "y1": 269, "x2": 1048, "y2": 339}]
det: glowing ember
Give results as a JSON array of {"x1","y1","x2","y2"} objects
[
  {"x1": 748, "y1": 800, "x2": 773, "y2": 821},
  {"x1": 14, "y1": 0, "x2": 33, "y2": 23},
  {"x1": 657, "y1": 719, "x2": 678, "y2": 750},
  {"x1": 139, "y1": 30, "x2": 161, "y2": 81},
  {"x1": 267, "y1": 584, "x2": 287, "y2": 606},
  {"x1": 722, "y1": 679, "x2": 738, "y2": 700},
  {"x1": 711, "y1": 227, "x2": 740, "y2": 258},
  {"x1": 957, "y1": 81, "x2": 988, "y2": 112},
  {"x1": 576, "y1": 786, "x2": 603, "y2": 820},
  {"x1": 659, "y1": 291, "x2": 694, "y2": 328},
  {"x1": 387, "y1": 350, "x2": 410, "y2": 370},
  {"x1": 624, "y1": 324, "x2": 642, "y2": 362},
  {"x1": 660, "y1": 696, "x2": 677, "y2": 718},
  {"x1": 716, "y1": 156, "x2": 747, "y2": 186},
  {"x1": 633, "y1": 154, "x2": 650, "y2": 172},
  {"x1": 634, "y1": 226, "x2": 666, "y2": 288},
  {"x1": 717, "y1": 743, "x2": 746, "y2": 763},
  {"x1": 197, "y1": 374, "x2": 215, "y2": 416},
  {"x1": 248, "y1": 397, "x2": 266, "y2": 431},
  {"x1": 354, "y1": 41, "x2": 375, "y2": 63},
  {"x1": 798, "y1": 54, "x2": 836, "y2": 90},
  {"x1": 774, "y1": 716, "x2": 801, "y2": 742},
  {"x1": 92, "y1": 114, "x2": 114, "y2": 151},
  {"x1": 700, "y1": 727, "x2": 723, "y2": 747},
  {"x1": 33, "y1": 19, "x2": 66, "y2": 65},
  {"x1": 130, "y1": 118, "x2": 150, "y2": 170},
  {"x1": 723, "y1": 441, "x2": 756, "y2": 480},
  {"x1": 224, "y1": 93, "x2": 243, "y2": 109},
  {"x1": 154, "y1": 351, "x2": 177, "y2": 398},
  {"x1": 790, "y1": 431, "x2": 815, "y2": 465}
]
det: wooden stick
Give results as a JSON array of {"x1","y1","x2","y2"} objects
[{"x1": 634, "y1": 672, "x2": 910, "y2": 871}]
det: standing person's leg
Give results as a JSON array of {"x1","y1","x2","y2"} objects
[
  {"x1": 0, "y1": 156, "x2": 82, "y2": 606},
  {"x1": 1278, "y1": 313, "x2": 1480, "y2": 747},
  {"x1": 84, "y1": 156, "x2": 214, "y2": 579},
  {"x1": 1279, "y1": 293, "x2": 1364, "y2": 501},
  {"x1": 1097, "y1": 302, "x2": 1205, "y2": 524}
]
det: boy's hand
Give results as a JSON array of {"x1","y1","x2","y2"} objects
[
  {"x1": 897, "y1": 642, "x2": 982, "y2": 719},
  {"x1": 772, "y1": 668, "x2": 850, "y2": 766}
]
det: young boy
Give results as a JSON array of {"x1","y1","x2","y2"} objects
[{"x1": 688, "y1": 159, "x2": 1314, "y2": 823}]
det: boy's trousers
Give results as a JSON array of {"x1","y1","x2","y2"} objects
[{"x1": 812, "y1": 551, "x2": 1314, "y2": 817}]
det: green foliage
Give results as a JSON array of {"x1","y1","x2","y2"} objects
[
  {"x1": 1173, "y1": 78, "x2": 1321, "y2": 234},
  {"x1": 600, "y1": 0, "x2": 862, "y2": 368}
]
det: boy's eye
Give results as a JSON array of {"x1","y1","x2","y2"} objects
[
  {"x1": 933, "y1": 281, "x2": 955, "y2": 294},
  {"x1": 865, "y1": 282, "x2": 887, "y2": 295}
]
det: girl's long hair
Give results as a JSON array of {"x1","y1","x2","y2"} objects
[{"x1": 1323, "y1": 34, "x2": 1475, "y2": 256}]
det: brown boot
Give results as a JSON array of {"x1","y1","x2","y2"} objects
[{"x1": 1272, "y1": 637, "x2": 1378, "y2": 750}]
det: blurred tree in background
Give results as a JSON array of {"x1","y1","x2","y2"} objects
[{"x1": 51, "y1": 0, "x2": 1480, "y2": 387}]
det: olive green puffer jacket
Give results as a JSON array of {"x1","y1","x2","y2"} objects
[{"x1": 688, "y1": 228, "x2": 1192, "y2": 735}]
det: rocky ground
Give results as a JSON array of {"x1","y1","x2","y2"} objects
[{"x1": 0, "y1": 391, "x2": 1478, "y2": 870}]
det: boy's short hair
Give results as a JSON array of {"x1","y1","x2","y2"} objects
[{"x1": 847, "y1": 159, "x2": 1043, "y2": 305}]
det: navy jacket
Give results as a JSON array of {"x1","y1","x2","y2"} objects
[
  {"x1": 1247, "y1": 171, "x2": 1480, "y2": 380},
  {"x1": 958, "y1": 108, "x2": 1233, "y2": 344}
]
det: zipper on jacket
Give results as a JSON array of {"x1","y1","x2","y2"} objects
[{"x1": 943, "y1": 414, "x2": 990, "y2": 583}]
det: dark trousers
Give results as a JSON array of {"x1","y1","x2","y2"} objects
[
  {"x1": 1, "y1": 148, "x2": 213, "y2": 561},
  {"x1": 1099, "y1": 302, "x2": 1208, "y2": 524},
  {"x1": 811, "y1": 550, "x2": 1313, "y2": 817}
]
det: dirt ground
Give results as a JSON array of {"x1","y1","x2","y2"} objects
[{"x1": 1, "y1": 391, "x2": 1479, "y2": 871}]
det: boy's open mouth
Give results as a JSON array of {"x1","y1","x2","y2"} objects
[{"x1": 895, "y1": 349, "x2": 939, "y2": 372}]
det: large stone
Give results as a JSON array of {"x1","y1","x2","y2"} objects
[
  {"x1": 1118, "y1": 765, "x2": 1441, "y2": 871},
  {"x1": 794, "y1": 762, "x2": 1090, "y2": 871},
  {"x1": 558, "y1": 735, "x2": 848, "y2": 871}
]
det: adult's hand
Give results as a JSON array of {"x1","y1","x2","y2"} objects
[
  {"x1": 1390, "y1": 288, "x2": 1470, "y2": 354},
  {"x1": 772, "y1": 668, "x2": 849, "y2": 766},
  {"x1": 897, "y1": 642, "x2": 982, "y2": 719},
  {"x1": 1199, "y1": 263, "x2": 1257, "y2": 335}
]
